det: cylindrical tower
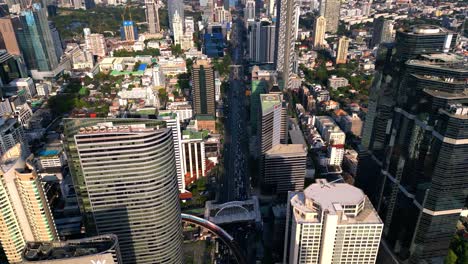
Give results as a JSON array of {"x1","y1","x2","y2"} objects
[{"x1": 74, "y1": 126, "x2": 183, "y2": 264}]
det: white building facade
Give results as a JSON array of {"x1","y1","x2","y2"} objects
[{"x1": 284, "y1": 179, "x2": 383, "y2": 263}]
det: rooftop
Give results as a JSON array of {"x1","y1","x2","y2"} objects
[
  {"x1": 182, "y1": 130, "x2": 209, "y2": 139},
  {"x1": 265, "y1": 144, "x2": 306, "y2": 156},
  {"x1": 196, "y1": 115, "x2": 215, "y2": 121},
  {"x1": 290, "y1": 179, "x2": 382, "y2": 225},
  {"x1": 77, "y1": 122, "x2": 157, "y2": 134},
  {"x1": 407, "y1": 54, "x2": 467, "y2": 72},
  {"x1": 38, "y1": 150, "x2": 60, "y2": 157},
  {"x1": 304, "y1": 180, "x2": 364, "y2": 212},
  {"x1": 260, "y1": 94, "x2": 281, "y2": 113},
  {"x1": 23, "y1": 235, "x2": 118, "y2": 261}
]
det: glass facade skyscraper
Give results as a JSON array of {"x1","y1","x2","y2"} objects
[
  {"x1": 357, "y1": 26, "x2": 465, "y2": 263},
  {"x1": 13, "y1": 4, "x2": 59, "y2": 72},
  {"x1": 63, "y1": 118, "x2": 182, "y2": 264}
]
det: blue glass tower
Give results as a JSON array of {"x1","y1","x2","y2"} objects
[{"x1": 13, "y1": 4, "x2": 59, "y2": 72}]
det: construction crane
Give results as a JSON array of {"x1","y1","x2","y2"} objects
[{"x1": 121, "y1": 4, "x2": 132, "y2": 22}]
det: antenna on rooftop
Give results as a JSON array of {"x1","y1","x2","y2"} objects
[{"x1": 320, "y1": 178, "x2": 341, "y2": 189}]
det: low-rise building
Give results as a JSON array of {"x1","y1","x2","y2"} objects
[
  {"x1": 328, "y1": 75, "x2": 349, "y2": 90},
  {"x1": 22, "y1": 235, "x2": 122, "y2": 264},
  {"x1": 181, "y1": 130, "x2": 207, "y2": 186}
]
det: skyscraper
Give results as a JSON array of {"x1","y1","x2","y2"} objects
[
  {"x1": 249, "y1": 21, "x2": 276, "y2": 64},
  {"x1": 313, "y1": 16, "x2": 326, "y2": 47},
  {"x1": 258, "y1": 94, "x2": 282, "y2": 156},
  {"x1": 168, "y1": 0, "x2": 184, "y2": 32},
  {"x1": 172, "y1": 10, "x2": 183, "y2": 46},
  {"x1": 48, "y1": 21, "x2": 63, "y2": 60},
  {"x1": 13, "y1": 4, "x2": 59, "y2": 73},
  {"x1": 276, "y1": 0, "x2": 299, "y2": 89},
  {"x1": 244, "y1": 0, "x2": 255, "y2": 23},
  {"x1": 319, "y1": 0, "x2": 341, "y2": 33},
  {"x1": 260, "y1": 23, "x2": 276, "y2": 64},
  {"x1": 284, "y1": 179, "x2": 383, "y2": 263},
  {"x1": 145, "y1": 0, "x2": 160, "y2": 34},
  {"x1": 0, "y1": 144, "x2": 58, "y2": 264},
  {"x1": 65, "y1": 120, "x2": 183, "y2": 264},
  {"x1": 0, "y1": 118, "x2": 26, "y2": 156},
  {"x1": 335, "y1": 36, "x2": 349, "y2": 64},
  {"x1": 0, "y1": 17, "x2": 21, "y2": 56},
  {"x1": 0, "y1": 50, "x2": 27, "y2": 85},
  {"x1": 370, "y1": 17, "x2": 393, "y2": 48},
  {"x1": 357, "y1": 25, "x2": 463, "y2": 263},
  {"x1": 250, "y1": 67, "x2": 277, "y2": 136},
  {"x1": 192, "y1": 58, "x2": 215, "y2": 118},
  {"x1": 158, "y1": 112, "x2": 185, "y2": 191}
]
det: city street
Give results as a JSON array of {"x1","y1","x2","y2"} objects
[{"x1": 220, "y1": 17, "x2": 250, "y2": 203}]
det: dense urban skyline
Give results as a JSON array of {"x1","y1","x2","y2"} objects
[{"x1": 0, "y1": 0, "x2": 465, "y2": 263}]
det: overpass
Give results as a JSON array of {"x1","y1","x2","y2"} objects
[{"x1": 181, "y1": 213, "x2": 247, "y2": 264}]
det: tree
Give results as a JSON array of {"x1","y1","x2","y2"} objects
[
  {"x1": 113, "y1": 48, "x2": 160, "y2": 57},
  {"x1": 315, "y1": 64, "x2": 329, "y2": 85},
  {"x1": 171, "y1": 44, "x2": 183, "y2": 57},
  {"x1": 445, "y1": 249, "x2": 458, "y2": 264},
  {"x1": 177, "y1": 73, "x2": 190, "y2": 90},
  {"x1": 186, "y1": 58, "x2": 194, "y2": 73}
]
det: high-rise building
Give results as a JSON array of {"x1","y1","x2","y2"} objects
[
  {"x1": 172, "y1": 10, "x2": 183, "y2": 46},
  {"x1": 250, "y1": 67, "x2": 277, "y2": 136},
  {"x1": 260, "y1": 23, "x2": 276, "y2": 64},
  {"x1": 84, "y1": 28, "x2": 106, "y2": 57},
  {"x1": 357, "y1": 25, "x2": 463, "y2": 263},
  {"x1": 0, "y1": 144, "x2": 58, "y2": 264},
  {"x1": 192, "y1": 59, "x2": 215, "y2": 118},
  {"x1": 370, "y1": 17, "x2": 393, "y2": 48},
  {"x1": 284, "y1": 179, "x2": 383, "y2": 263},
  {"x1": 168, "y1": 0, "x2": 184, "y2": 32},
  {"x1": 319, "y1": 0, "x2": 341, "y2": 33},
  {"x1": 258, "y1": 94, "x2": 282, "y2": 156},
  {"x1": 262, "y1": 144, "x2": 306, "y2": 194},
  {"x1": 266, "y1": 0, "x2": 276, "y2": 17},
  {"x1": 313, "y1": 16, "x2": 326, "y2": 47},
  {"x1": 280, "y1": 101, "x2": 288, "y2": 144},
  {"x1": 244, "y1": 0, "x2": 255, "y2": 23},
  {"x1": 48, "y1": 21, "x2": 63, "y2": 60},
  {"x1": 65, "y1": 120, "x2": 183, "y2": 264},
  {"x1": 276, "y1": 0, "x2": 299, "y2": 89},
  {"x1": 0, "y1": 17, "x2": 21, "y2": 56},
  {"x1": 181, "y1": 130, "x2": 206, "y2": 185},
  {"x1": 0, "y1": 50, "x2": 27, "y2": 85},
  {"x1": 361, "y1": 0, "x2": 372, "y2": 16},
  {"x1": 362, "y1": 26, "x2": 458, "y2": 152},
  {"x1": 184, "y1": 16, "x2": 195, "y2": 35},
  {"x1": 120, "y1": 21, "x2": 138, "y2": 41},
  {"x1": 249, "y1": 21, "x2": 276, "y2": 64},
  {"x1": 0, "y1": 118, "x2": 26, "y2": 156},
  {"x1": 145, "y1": 0, "x2": 160, "y2": 34},
  {"x1": 13, "y1": 4, "x2": 60, "y2": 73},
  {"x1": 23, "y1": 235, "x2": 122, "y2": 264},
  {"x1": 335, "y1": 36, "x2": 349, "y2": 64},
  {"x1": 315, "y1": 116, "x2": 346, "y2": 166},
  {"x1": 213, "y1": 6, "x2": 231, "y2": 23},
  {"x1": 394, "y1": 25, "x2": 457, "y2": 61},
  {"x1": 158, "y1": 112, "x2": 185, "y2": 191}
]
